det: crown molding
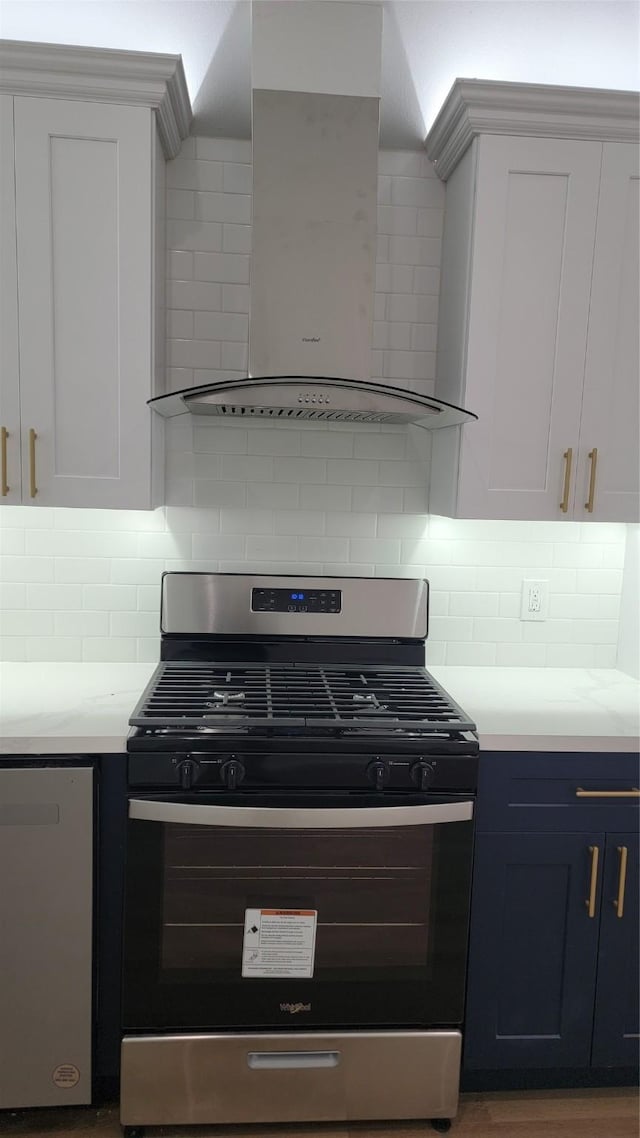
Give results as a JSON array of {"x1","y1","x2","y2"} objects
[
  {"x1": 425, "y1": 79, "x2": 640, "y2": 181},
  {"x1": 0, "y1": 39, "x2": 192, "y2": 158}
]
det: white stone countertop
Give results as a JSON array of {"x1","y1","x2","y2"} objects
[{"x1": 0, "y1": 663, "x2": 638, "y2": 755}]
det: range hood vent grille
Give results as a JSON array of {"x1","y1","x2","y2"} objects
[{"x1": 211, "y1": 404, "x2": 395, "y2": 424}]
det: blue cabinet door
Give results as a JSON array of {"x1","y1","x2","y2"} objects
[
  {"x1": 592, "y1": 832, "x2": 639, "y2": 1067},
  {"x1": 464, "y1": 832, "x2": 603, "y2": 1069}
]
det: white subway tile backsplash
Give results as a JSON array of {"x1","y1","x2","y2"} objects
[
  {"x1": 26, "y1": 636, "x2": 82, "y2": 662},
  {"x1": 194, "y1": 252, "x2": 250, "y2": 283},
  {"x1": 168, "y1": 219, "x2": 223, "y2": 252},
  {"x1": 168, "y1": 280, "x2": 222, "y2": 311},
  {"x1": 191, "y1": 533, "x2": 246, "y2": 560},
  {"x1": 299, "y1": 485, "x2": 351, "y2": 511},
  {"x1": 168, "y1": 249, "x2": 193, "y2": 279},
  {"x1": 447, "y1": 642, "x2": 497, "y2": 666},
  {"x1": 326, "y1": 513, "x2": 376, "y2": 538},
  {"x1": 248, "y1": 482, "x2": 300, "y2": 510},
  {"x1": 196, "y1": 138, "x2": 251, "y2": 163},
  {"x1": 167, "y1": 188, "x2": 195, "y2": 219},
  {"x1": 194, "y1": 480, "x2": 247, "y2": 508},
  {"x1": 326, "y1": 459, "x2": 376, "y2": 486},
  {"x1": 223, "y1": 162, "x2": 252, "y2": 194},
  {"x1": 274, "y1": 511, "x2": 325, "y2": 536},
  {"x1": 0, "y1": 528, "x2": 24, "y2": 555},
  {"x1": 110, "y1": 611, "x2": 159, "y2": 638},
  {"x1": 168, "y1": 339, "x2": 222, "y2": 369},
  {"x1": 246, "y1": 535, "x2": 298, "y2": 562},
  {"x1": 275, "y1": 457, "x2": 327, "y2": 484},
  {"x1": 195, "y1": 192, "x2": 251, "y2": 224},
  {"x1": 222, "y1": 509, "x2": 274, "y2": 535},
  {"x1": 349, "y1": 538, "x2": 400, "y2": 564},
  {"x1": 193, "y1": 311, "x2": 248, "y2": 341},
  {"x1": 351, "y1": 486, "x2": 403, "y2": 513},
  {"x1": 222, "y1": 224, "x2": 252, "y2": 254},
  {"x1": 55, "y1": 611, "x2": 109, "y2": 637},
  {"x1": 0, "y1": 610, "x2": 53, "y2": 636},
  {"x1": 28, "y1": 584, "x2": 83, "y2": 610},
  {"x1": 167, "y1": 157, "x2": 224, "y2": 192},
  {"x1": 299, "y1": 536, "x2": 348, "y2": 563},
  {"x1": 391, "y1": 176, "x2": 444, "y2": 209},
  {"x1": 222, "y1": 283, "x2": 250, "y2": 313}
]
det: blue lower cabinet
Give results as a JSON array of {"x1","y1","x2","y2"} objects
[
  {"x1": 464, "y1": 832, "x2": 603, "y2": 1069},
  {"x1": 592, "y1": 832, "x2": 639, "y2": 1067}
]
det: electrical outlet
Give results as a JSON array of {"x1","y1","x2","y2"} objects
[{"x1": 520, "y1": 579, "x2": 548, "y2": 622}]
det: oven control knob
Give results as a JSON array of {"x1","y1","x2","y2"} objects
[
  {"x1": 367, "y1": 760, "x2": 389, "y2": 792},
  {"x1": 411, "y1": 761, "x2": 436, "y2": 791},
  {"x1": 221, "y1": 758, "x2": 245, "y2": 791},
  {"x1": 177, "y1": 758, "x2": 200, "y2": 790}
]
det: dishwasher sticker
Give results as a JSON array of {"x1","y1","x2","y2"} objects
[{"x1": 242, "y1": 908, "x2": 317, "y2": 978}]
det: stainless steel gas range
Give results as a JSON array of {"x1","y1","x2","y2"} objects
[{"x1": 120, "y1": 573, "x2": 479, "y2": 1137}]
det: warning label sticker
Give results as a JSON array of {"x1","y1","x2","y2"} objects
[{"x1": 242, "y1": 908, "x2": 317, "y2": 978}]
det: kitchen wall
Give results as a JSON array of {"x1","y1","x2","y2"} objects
[{"x1": 0, "y1": 138, "x2": 629, "y2": 667}]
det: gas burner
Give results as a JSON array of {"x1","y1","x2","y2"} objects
[
  {"x1": 352, "y1": 693, "x2": 388, "y2": 713},
  {"x1": 206, "y1": 690, "x2": 246, "y2": 708}
]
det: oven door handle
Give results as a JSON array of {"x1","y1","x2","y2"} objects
[{"x1": 128, "y1": 799, "x2": 473, "y2": 828}]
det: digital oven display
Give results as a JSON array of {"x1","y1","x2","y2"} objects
[{"x1": 251, "y1": 587, "x2": 342, "y2": 614}]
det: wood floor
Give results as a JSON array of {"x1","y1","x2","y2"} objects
[{"x1": 1, "y1": 1089, "x2": 638, "y2": 1138}]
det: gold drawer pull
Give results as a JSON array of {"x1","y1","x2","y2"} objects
[
  {"x1": 560, "y1": 447, "x2": 573, "y2": 513},
  {"x1": 29, "y1": 428, "x2": 37, "y2": 498},
  {"x1": 1, "y1": 426, "x2": 8, "y2": 496},
  {"x1": 586, "y1": 845, "x2": 599, "y2": 918},
  {"x1": 576, "y1": 788, "x2": 640, "y2": 798},
  {"x1": 585, "y1": 447, "x2": 598, "y2": 513},
  {"x1": 614, "y1": 846, "x2": 628, "y2": 919}
]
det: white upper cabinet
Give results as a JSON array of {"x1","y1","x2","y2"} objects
[
  {"x1": 426, "y1": 81, "x2": 639, "y2": 523},
  {"x1": 0, "y1": 94, "x2": 21, "y2": 506},
  {"x1": 0, "y1": 42, "x2": 191, "y2": 509},
  {"x1": 577, "y1": 143, "x2": 639, "y2": 522}
]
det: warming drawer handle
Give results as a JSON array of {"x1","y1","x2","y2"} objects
[
  {"x1": 128, "y1": 799, "x2": 474, "y2": 828},
  {"x1": 576, "y1": 788, "x2": 640, "y2": 798},
  {"x1": 248, "y1": 1051, "x2": 340, "y2": 1070}
]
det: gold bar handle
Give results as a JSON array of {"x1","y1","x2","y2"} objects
[
  {"x1": 585, "y1": 447, "x2": 598, "y2": 513},
  {"x1": 614, "y1": 846, "x2": 628, "y2": 919},
  {"x1": 576, "y1": 788, "x2": 640, "y2": 798},
  {"x1": 29, "y1": 428, "x2": 37, "y2": 498},
  {"x1": 1, "y1": 426, "x2": 8, "y2": 496},
  {"x1": 585, "y1": 845, "x2": 599, "y2": 918},
  {"x1": 560, "y1": 447, "x2": 573, "y2": 513}
]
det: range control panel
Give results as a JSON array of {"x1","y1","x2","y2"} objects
[{"x1": 251, "y1": 587, "x2": 342, "y2": 614}]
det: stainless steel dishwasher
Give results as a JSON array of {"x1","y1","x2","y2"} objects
[{"x1": 0, "y1": 764, "x2": 93, "y2": 1107}]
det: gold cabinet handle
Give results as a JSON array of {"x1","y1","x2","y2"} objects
[
  {"x1": 614, "y1": 846, "x2": 628, "y2": 919},
  {"x1": 585, "y1": 845, "x2": 599, "y2": 918},
  {"x1": 1, "y1": 426, "x2": 8, "y2": 496},
  {"x1": 560, "y1": 447, "x2": 573, "y2": 513},
  {"x1": 29, "y1": 428, "x2": 37, "y2": 498},
  {"x1": 576, "y1": 788, "x2": 640, "y2": 798},
  {"x1": 585, "y1": 447, "x2": 598, "y2": 512}
]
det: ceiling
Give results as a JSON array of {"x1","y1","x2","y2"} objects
[{"x1": 1, "y1": 0, "x2": 638, "y2": 146}]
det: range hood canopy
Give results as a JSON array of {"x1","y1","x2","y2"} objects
[
  {"x1": 149, "y1": 377, "x2": 476, "y2": 430},
  {"x1": 150, "y1": 3, "x2": 477, "y2": 430}
]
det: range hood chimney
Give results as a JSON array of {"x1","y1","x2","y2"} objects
[{"x1": 150, "y1": 1, "x2": 476, "y2": 430}]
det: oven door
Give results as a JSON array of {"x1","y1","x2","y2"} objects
[{"x1": 122, "y1": 792, "x2": 474, "y2": 1032}]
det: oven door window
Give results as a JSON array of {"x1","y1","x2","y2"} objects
[{"x1": 123, "y1": 793, "x2": 473, "y2": 1031}]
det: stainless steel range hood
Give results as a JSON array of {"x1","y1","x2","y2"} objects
[
  {"x1": 149, "y1": 377, "x2": 476, "y2": 429},
  {"x1": 150, "y1": 2, "x2": 476, "y2": 430}
]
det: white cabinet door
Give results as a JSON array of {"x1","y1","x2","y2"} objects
[
  {"x1": 14, "y1": 97, "x2": 154, "y2": 508},
  {"x1": 577, "y1": 143, "x2": 639, "y2": 523},
  {"x1": 457, "y1": 135, "x2": 602, "y2": 520},
  {"x1": 0, "y1": 95, "x2": 22, "y2": 504}
]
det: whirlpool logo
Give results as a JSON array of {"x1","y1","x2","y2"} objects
[{"x1": 280, "y1": 1002, "x2": 311, "y2": 1014}]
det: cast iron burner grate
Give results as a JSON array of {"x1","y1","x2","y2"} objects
[{"x1": 129, "y1": 662, "x2": 476, "y2": 733}]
